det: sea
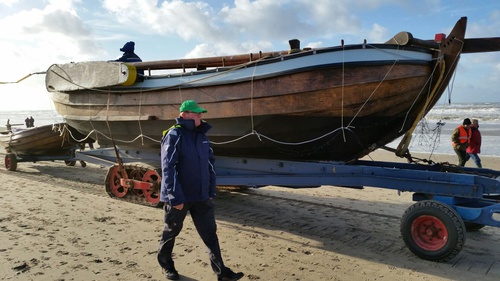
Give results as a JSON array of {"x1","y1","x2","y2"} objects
[
  {"x1": 1, "y1": 102, "x2": 499, "y2": 156},
  {"x1": 387, "y1": 102, "x2": 500, "y2": 157}
]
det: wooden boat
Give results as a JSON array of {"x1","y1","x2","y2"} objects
[
  {"x1": 45, "y1": 17, "x2": 500, "y2": 162},
  {"x1": 2, "y1": 123, "x2": 69, "y2": 156},
  {"x1": 0, "y1": 123, "x2": 93, "y2": 158}
]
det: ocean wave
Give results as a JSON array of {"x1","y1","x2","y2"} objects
[{"x1": 425, "y1": 102, "x2": 500, "y2": 122}]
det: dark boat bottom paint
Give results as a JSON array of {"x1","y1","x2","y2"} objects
[{"x1": 67, "y1": 115, "x2": 410, "y2": 162}]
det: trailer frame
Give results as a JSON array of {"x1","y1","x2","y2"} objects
[{"x1": 76, "y1": 147, "x2": 500, "y2": 261}]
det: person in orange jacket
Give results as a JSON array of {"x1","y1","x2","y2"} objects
[{"x1": 451, "y1": 118, "x2": 472, "y2": 166}]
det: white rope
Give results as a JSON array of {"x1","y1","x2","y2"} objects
[
  {"x1": 250, "y1": 63, "x2": 258, "y2": 130},
  {"x1": 62, "y1": 125, "x2": 96, "y2": 143},
  {"x1": 341, "y1": 42, "x2": 346, "y2": 142},
  {"x1": 346, "y1": 49, "x2": 401, "y2": 128},
  {"x1": 64, "y1": 125, "x2": 161, "y2": 144},
  {"x1": 64, "y1": 123, "x2": 354, "y2": 147},
  {"x1": 398, "y1": 55, "x2": 441, "y2": 133},
  {"x1": 211, "y1": 126, "x2": 355, "y2": 146},
  {"x1": 441, "y1": 38, "x2": 465, "y2": 105},
  {"x1": 137, "y1": 87, "x2": 145, "y2": 145}
]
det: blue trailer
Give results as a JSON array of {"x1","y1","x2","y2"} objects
[{"x1": 76, "y1": 147, "x2": 500, "y2": 262}]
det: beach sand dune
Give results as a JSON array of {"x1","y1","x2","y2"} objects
[{"x1": 0, "y1": 150, "x2": 499, "y2": 280}]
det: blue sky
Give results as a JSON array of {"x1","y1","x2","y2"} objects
[{"x1": 1, "y1": 0, "x2": 500, "y2": 111}]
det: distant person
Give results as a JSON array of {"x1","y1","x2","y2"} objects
[
  {"x1": 466, "y1": 119, "x2": 482, "y2": 168},
  {"x1": 113, "y1": 41, "x2": 144, "y2": 82},
  {"x1": 6, "y1": 119, "x2": 11, "y2": 131},
  {"x1": 451, "y1": 118, "x2": 471, "y2": 166},
  {"x1": 158, "y1": 100, "x2": 244, "y2": 281},
  {"x1": 25, "y1": 116, "x2": 34, "y2": 128}
]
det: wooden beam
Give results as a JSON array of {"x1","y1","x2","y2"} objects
[
  {"x1": 131, "y1": 51, "x2": 289, "y2": 70},
  {"x1": 462, "y1": 37, "x2": 500, "y2": 53}
]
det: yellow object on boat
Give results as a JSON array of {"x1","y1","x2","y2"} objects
[{"x1": 121, "y1": 64, "x2": 137, "y2": 86}]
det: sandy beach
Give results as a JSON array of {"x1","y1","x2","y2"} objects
[{"x1": 0, "y1": 150, "x2": 499, "y2": 281}]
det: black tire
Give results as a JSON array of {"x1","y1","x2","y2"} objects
[
  {"x1": 400, "y1": 200, "x2": 466, "y2": 262},
  {"x1": 79, "y1": 161, "x2": 87, "y2": 168},
  {"x1": 64, "y1": 160, "x2": 77, "y2": 166},
  {"x1": 5, "y1": 154, "x2": 17, "y2": 171},
  {"x1": 464, "y1": 222, "x2": 486, "y2": 232}
]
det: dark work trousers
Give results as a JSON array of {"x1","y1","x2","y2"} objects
[
  {"x1": 454, "y1": 148, "x2": 467, "y2": 166},
  {"x1": 157, "y1": 199, "x2": 227, "y2": 275}
]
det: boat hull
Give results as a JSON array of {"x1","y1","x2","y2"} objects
[
  {"x1": 51, "y1": 61, "x2": 433, "y2": 161},
  {"x1": 47, "y1": 18, "x2": 469, "y2": 162},
  {"x1": 0, "y1": 123, "x2": 92, "y2": 157}
]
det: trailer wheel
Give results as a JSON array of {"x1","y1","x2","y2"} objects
[
  {"x1": 401, "y1": 200, "x2": 466, "y2": 262},
  {"x1": 4, "y1": 154, "x2": 17, "y2": 171},
  {"x1": 64, "y1": 160, "x2": 76, "y2": 166},
  {"x1": 464, "y1": 222, "x2": 485, "y2": 232},
  {"x1": 142, "y1": 169, "x2": 161, "y2": 206},
  {"x1": 105, "y1": 165, "x2": 128, "y2": 198}
]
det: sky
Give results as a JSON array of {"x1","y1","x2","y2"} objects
[{"x1": 1, "y1": 0, "x2": 500, "y2": 112}]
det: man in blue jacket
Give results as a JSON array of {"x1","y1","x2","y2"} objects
[{"x1": 158, "y1": 100, "x2": 244, "y2": 281}]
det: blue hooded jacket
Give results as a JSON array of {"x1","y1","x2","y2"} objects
[
  {"x1": 116, "y1": 41, "x2": 142, "y2": 63},
  {"x1": 114, "y1": 41, "x2": 144, "y2": 80},
  {"x1": 160, "y1": 118, "x2": 216, "y2": 205}
]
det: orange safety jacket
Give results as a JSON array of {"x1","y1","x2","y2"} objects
[{"x1": 455, "y1": 126, "x2": 471, "y2": 144}]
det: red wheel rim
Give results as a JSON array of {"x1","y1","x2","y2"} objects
[
  {"x1": 5, "y1": 155, "x2": 11, "y2": 169},
  {"x1": 411, "y1": 215, "x2": 448, "y2": 251},
  {"x1": 109, "y1": 166, "x2": 128, "y2": 198},
  {"x1": 142, "y1": 170, "x2": 161, "y2": 204}
]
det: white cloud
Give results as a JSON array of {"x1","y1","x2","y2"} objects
[
  {"x1": 185, "y1": 43, "x2": 218, "y2": 58},
  {"x1": 305, "y1": 41, "x2": 323, "y2": 48},
  {"x1": 221, "y1": 0, "x2": 361, "y2": 41},
  {"x1": 47, "y1": 0, "x2": 81, "y2": 12},
  {"x1": 102, "y1": 0, "x2": 217, "y2": 39},
  {"x1": 100, "y1": 0, "x2": 364, "y2": 55},
  {"x1": 0, "y1": 2, "x2": 103, "y2": 80},
  {"x1": 367, "y1": 23, "x2": 388, "y2": 42},
  {"x1": 0, "y1": 0, "x2": 19, "y2": 6}
]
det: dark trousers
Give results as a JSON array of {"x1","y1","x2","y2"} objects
[
  {"x1": 158, "y1": 199, "x2": 227, "y2": 275},
  {"x1": 454, "y1": 148, "x2": 467, "y2": 166}
]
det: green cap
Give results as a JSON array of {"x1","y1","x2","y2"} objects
[{"x1": 179, "y1": 100, "x2": 207, "y2": 113}]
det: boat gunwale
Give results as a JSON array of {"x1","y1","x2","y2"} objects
[
  {"x1": 140, "y1": 43, "x2": 433, "y2": 80},
  {"x1": 132, "y1": 42, "x2": 434, "y2": 72},
  {"x1": 46, "y1": 43, "x2": 434, "y2": 93},
  {"x1": 114, "y1": 59, "x2": 432, "y2": 91}
]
